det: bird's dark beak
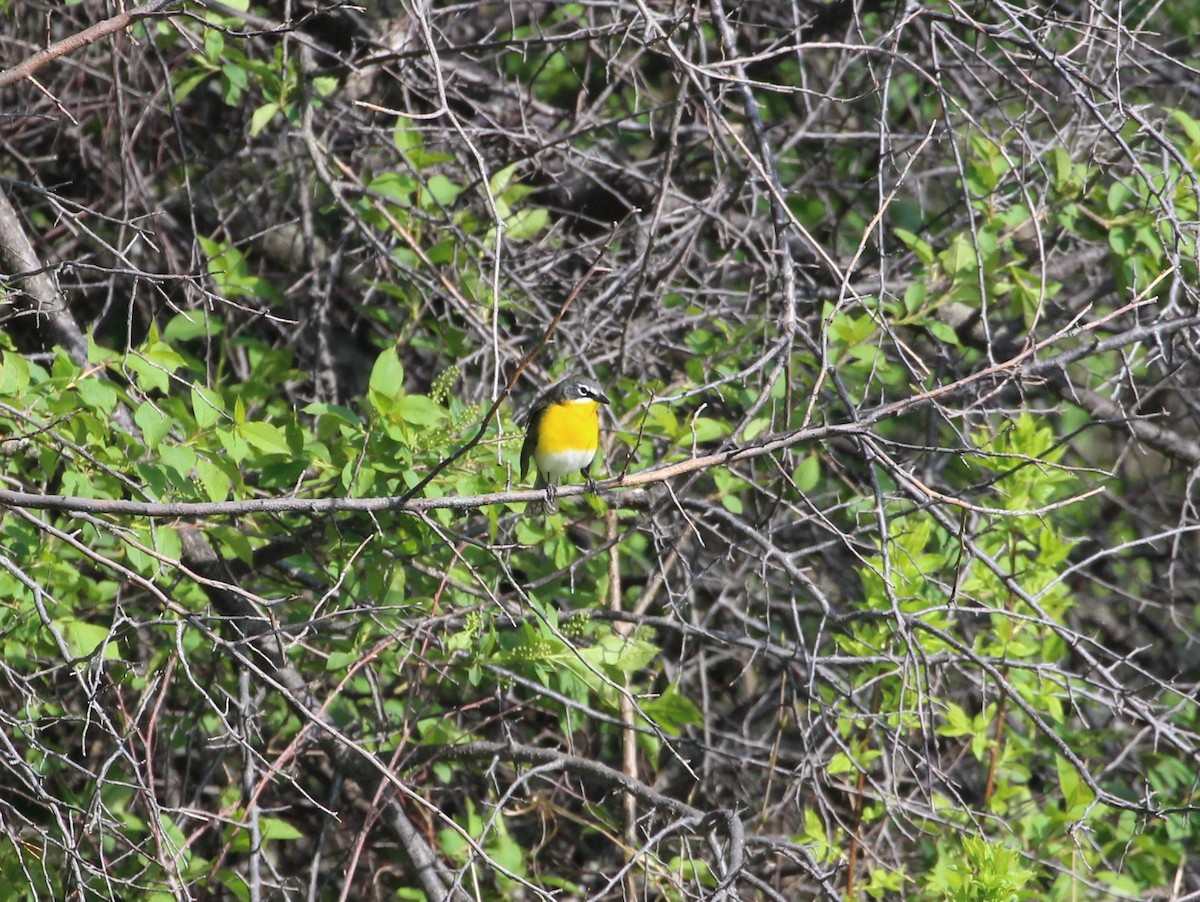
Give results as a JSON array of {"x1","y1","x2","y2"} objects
[{"x1": 597, "y1": 391, "x2": 611, "y2": 405}]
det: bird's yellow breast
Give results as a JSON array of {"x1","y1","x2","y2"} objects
[{"x1": 537, "y1": 399, "x2": 601, "y2": 455}]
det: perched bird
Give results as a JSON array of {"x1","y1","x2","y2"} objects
[{"x1": 519, "y1": 378, "x2": 611, "y2": 507}]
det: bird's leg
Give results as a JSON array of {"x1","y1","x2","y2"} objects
[
  {"x1": 544, "y1": 480, "x2": 558, "y2": 509},
  {"x1": 582, "y1": 466, "x2": 599, "y2": 495}
]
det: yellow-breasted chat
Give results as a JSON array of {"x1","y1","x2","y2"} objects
[{"x1": 519, "y1": 378, "x2": 610, "y2": 507}]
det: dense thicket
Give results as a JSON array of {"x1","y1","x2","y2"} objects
[{"x1": 2, "y1": 1, "x2": 1199, "y2": 899}]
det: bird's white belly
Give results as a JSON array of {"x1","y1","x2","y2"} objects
[{"x1": 535, "y1": 447, "x2": 596, "y2": 482}]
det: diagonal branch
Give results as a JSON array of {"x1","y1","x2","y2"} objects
[{"x1": 0, "y1": 0, "x2": 179, "y2": 91}]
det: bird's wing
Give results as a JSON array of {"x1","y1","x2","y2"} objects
[
  {"x1": 519, "y1": 393, "x2": 548, "y2": 480},
  {"x1": 519, "y1": 419, "x2": 537, "y2": 480}
]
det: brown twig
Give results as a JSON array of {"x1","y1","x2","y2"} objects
[{"x1": 0, "y1": 0, "x2": 179, "y2": 90}]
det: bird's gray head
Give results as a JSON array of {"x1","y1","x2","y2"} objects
[{"x1": 553, "y1": 379, "x2": 611, "y2": 405}]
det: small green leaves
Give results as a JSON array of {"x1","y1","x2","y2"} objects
[
  {"x1": 224, "y1": 816, "x2": 302, "y2": 853},
  {"x1": 488, "y1": 164, "x2": 551, "y2": 242},
  {"x1": 368, "y1": 347, "x2": 448, "y2": 444},
  {"x1": 925, "y1": 836, "x2": 1035, "y2": 902},
  {"x1": 199, "y1": 237, "x2": 281, "y2": 303},
  {"x1": 937, "y1": 702, "x2": 994, "y2": 761},
  {"x1": 1050, "y1": 146, "x2": 1088, "y2": 198},
  {"x1": 124, "y1": 332, "x2": 188, "y2": 394}
]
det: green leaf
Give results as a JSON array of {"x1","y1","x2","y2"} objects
[
  {"x1": 827, "y1": 752, "x2": 856, "y2": 775},
  {"x1": 939, "y1": 233, "x2": 977, "y2": 276},
  {"x1": 220, "y1": 62, "x2": 248, "y2": 105},
  {"x1": 196, "y1": 457, "x2": 232, "y2": 502},
  {"x1": 903, "y1": 281, "x2": 927, "y2": 316},
  {"x1": 1056, "y1": 755, "x2": 1096, "y2": 812},
  {"x1": 1109, "y1": 225, "x2": 1133, "y2": 255},
  {"x1": 639, "y1": 686, "x2": 702, "y2": 735},
  {"x1": 369, "y1": 348, "x2": 404, "y2": 400},
  {"x1": 894, "y1": 227, "x2": 935, "y2": 267},
  {"x1": 393, "y1": 115, "x2": 419, "y2": 152},
  {"x1": 681, "y1": 416, "x2": 728, "y2": 445},
  {"x1": 489, "y1": 164, "x2": 517, "y2": 194},
  {"x1": 0, "y1": 350, "x2": 30, "y2": 396},
  {"x1": 77, "y1": 376, "x2": 119, "y2": 415},
  {"x1": 742, "y1": 417, "x2": 770, "y2": 441},
  {"x1": 1106, "y1": 180, "x2": 1134, "y2": 214},
  {"x1": 238, "y1": 421, "x2": 290, "y2": 455},
  {"x1": 1051, "y1": 146, "x2": 1073, "y2": 187},
  {"x1": 644, "y1": 403, "x2": 678, "y2": 440},
  {"x1": 1171, "y1": 109, "x2": 1200, "y2": 147},
  {"x1": 203, "y1": 29, "x2": 224, "y2": 61},
  {"x1": 421, "y1": 174, "x2": 462, "y2": 207},
  {"x1": 506, "y1": 206, "x2": 548, "y2": 241},
  {"x1": 192, "y1": 385, "x2": 226, "y2": 429},
  {"x1": 327, "y1": 651, "x2": 359, "y2": 671},
  {"x1": 926, "y1": 320, "x2": 961, "y2": 347},
  {"x1": 665, "y1": 856, "x2": 716, "y2": 887},
  {"x1": 788, "y1": 195, "x2": 827, "y2": 227},
  {"x1": 396, "y1": 394, "x2": 445, "y2": 427},
  {"x1": 213, "y1": 525, "x2": 254, "y2": 566},
  {"x1": 217, "y1": 427, "x2": 250, "y2": 463},
  {"x1": 87, "y1": 334, "x2": 120, "y2": 365},
  {"x1": 201, "y1": 237, "x2": 281, "y2": 302},
  {"x1": 125, "y1": 333, "x2": 188, "y2": 393},
  {"x1": 259, "y1": 817, "x2": 303, "y2": 841},
  {"x1": 135, "y1": 402, "x2": 172, "y2": 449},
  {"x1": 57, "y1": 619, "x2": 118, "y2": 660},
  {"x1": 143, "y1": 339, "x2": 189, "y2": 373},
  {"x1": 793, "y1": 455, "x2": 820, "y2": 492},
  {"x1": 938, "y1": 702, "x2": 972, "y2": 737},
  {"x1": 591, "y1": 632, "x2": 659, "y2": 673},
  {"x1": 368, "y1": 171, "x2": 417, "y2": 204},
  {"x1": 224, "y1": 816, "x2": 301, "y2": 853},
  {"x1": 172, "y1": 66, "x2": 215, "y2": 104},
  {"x1": 249, "y1": 102, "x2": 279, "y2": 136},
  {"x1": 160, "y1": 443, "x2": 198, "y2": 482},
  {"x1": 164, "y1": 311, "x2": 222, "y2": 342},
  {"x1": 311, "y1": 76, "x2": 339, "y2": 97}
]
